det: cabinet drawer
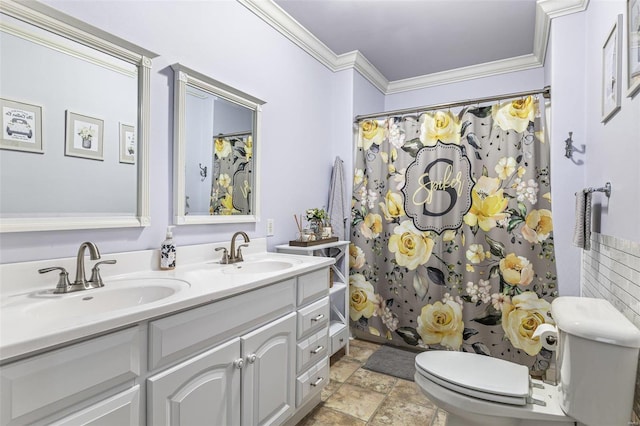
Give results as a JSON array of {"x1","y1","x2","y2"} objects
[
  {"x1": 149, "y1": 278, "x2": 295, "y2": 370},
  {"x1": 49, "y1": 386, "x2": 140, "y2": 425},
  {"x1": 297, "y1": 297, "x2": 329, "y2": 339},
  {"x1": 296, "y1": 327, "x2": 328, "y2": 373},
  {"x1": 296, "y1": 357, "x2": 329, "y2": 407},
  {"x1": 330, "y1": 322, "x2": 349, "y2": 354},
  {"x1": 297, "y1": 268, "x2": 329, "y2": 306},
  {"x1": 1, "y1": 327, "x2": 141, "y2": 426}
]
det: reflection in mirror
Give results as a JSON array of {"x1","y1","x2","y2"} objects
[
  {"x1": 172, "y1": 64, "x2": 265, "y2": 225},
  {"x1": 0, "y1": 0, "x2": 156, "y2": 232}
]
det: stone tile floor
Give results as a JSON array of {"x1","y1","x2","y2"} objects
[{"x1": 297, "y1": 338, "x2": 448, "y2": 426}]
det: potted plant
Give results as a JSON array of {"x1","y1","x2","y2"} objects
[{"x1": 305, "y1": 208, "x2": 328, "y2": 237}]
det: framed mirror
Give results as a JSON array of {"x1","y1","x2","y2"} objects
[
  {"x1": 0, "y1": 0, "x2": 156, "y2": 232},
  {"x1": 171, "y1": 64, "x2": 265, "y2": 225}
]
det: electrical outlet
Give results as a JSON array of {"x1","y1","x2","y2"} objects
[{"x1": 266, "y1": 219, "x2": 274, "y2": 236}]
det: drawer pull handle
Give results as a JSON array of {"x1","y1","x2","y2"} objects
[
  {"x1": 247, "y1": 354, "x2": 257, "y2": 363},
  {"x1": 234, "y1": 358, "x2": 244, "y2": 369},
  {"x1": 311, "y1": 345, "x2": 324, "y2": 354},
  {"x1": 311, "y1": 314, "x2": 325, "y2": 322},
  {"x1": 310, "y1": 376, "x2": 324, "y2": 387}
]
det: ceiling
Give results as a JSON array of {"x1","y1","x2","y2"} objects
[
  {"x1": 273, "y1": 0, "x2": 537, "y2": 82},
  {"x1": 238, "y1": 0, "x2": 588, "y2": 93}
]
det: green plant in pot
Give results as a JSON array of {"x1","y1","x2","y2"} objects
[{"x1": 305, "y1": 208, "x2": 328, "y2": 238}]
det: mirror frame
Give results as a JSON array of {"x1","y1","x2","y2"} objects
[
  {"x1": 171, "y1": 63, "x2": 265, "y2": 225},
  {"x1": 0, "y1": 0, "x2": 157, "y2": 233}
]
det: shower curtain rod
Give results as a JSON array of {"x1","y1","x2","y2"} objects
[
  {"x1": 354, "y1": 86, "x2": 551, "y2": 122},
  {"x1": 214, "y1": 130, "x2": 252, "y2": 139}
]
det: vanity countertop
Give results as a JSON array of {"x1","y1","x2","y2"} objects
[{"x1": 0, "y1": 242, "x2": 334, "y2": 363}]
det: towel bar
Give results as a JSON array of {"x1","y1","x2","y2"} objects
[{"x1": 585, "y1": 182, "x2": 611, "y2": 197}]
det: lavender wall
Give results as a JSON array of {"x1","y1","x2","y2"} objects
[
  {"x1": 582, "y1": 1, "x2": 640, "y2": 243},
  {"x1": 549, "y1": 0, "x2": 640, "y2": 298}
]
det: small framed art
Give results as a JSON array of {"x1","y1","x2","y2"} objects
[
  {"x1": 628, "y1": 0, "x2": 640, "y2": 97},
  {"x1": 119, "y1": 123, "x2": 136, "y2": 164},
  {"x1": 0, "y1": 98, "x2": 43, "y2": 154},
  {"x1": 602, "y1": 15, "x2": 623, "y2": 122},
  {"x1": 65, "y1": 111, "x2": 104, "y2": 161}
]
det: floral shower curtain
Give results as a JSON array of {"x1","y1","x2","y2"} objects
[
  {"x1": 210, "y1": 134, "x2": 253, "y2": 215},
  {"x1": 350, "y1": 96, "x2": 557, "y2": 374}
]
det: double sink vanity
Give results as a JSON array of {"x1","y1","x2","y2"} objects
[{"x1": 0, "y1": 239, "x2": 336, "y2": 425}]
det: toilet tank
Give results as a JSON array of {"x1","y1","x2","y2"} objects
[{"x1": 552, "y1": 297, "x2": 640, "y2": 426}]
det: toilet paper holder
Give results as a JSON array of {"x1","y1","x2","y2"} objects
[{"x1": 533, "y1": 324, "x2": 558, "y2": 351}]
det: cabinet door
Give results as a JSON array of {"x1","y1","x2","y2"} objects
[
  {"x1": 241, "y1": 312, "x2": 296, "y2": 426},
  {"x1": 147, "y1": 338, "x2": 241, "y2": 426}
]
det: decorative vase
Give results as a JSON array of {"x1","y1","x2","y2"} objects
[{"x1": 82, "y1": 137, "x2": 92, "y2": 149}]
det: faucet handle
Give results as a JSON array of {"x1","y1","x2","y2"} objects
[
  {"x1": 39, "y1": 267, "x2": 71, "y2": 293},
  {"x1": 89, "y1": 259, "x2": 116, "y2": 288},
  {"x1": 236, "y1": 244, "x2": 249, "y2": 262},
  {"x1": 215, "y1": 247, "x2": 229, "y2": 264}
]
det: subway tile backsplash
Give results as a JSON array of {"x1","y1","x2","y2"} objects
[{"x1": 581, "y1": 232, "x2": 640, "y2": 420}]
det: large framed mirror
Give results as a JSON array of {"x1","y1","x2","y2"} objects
[
  {"x1": 0, "y1": 0, "x2": 156, "y2": 232},
  {"x1": 171, "y1": 64, "x2": 265, "y2": 225}
]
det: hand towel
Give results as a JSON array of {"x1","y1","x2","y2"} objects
[
  {"x1": 572, "y1": 189, "x2": 592, "y2": 250},
  {"x1": 328, "y1": 156, "x2": 348, "y2": 240}
]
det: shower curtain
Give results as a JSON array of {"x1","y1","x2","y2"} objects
[
  {"x1": 210, "y1": 134, "x2": 253, "y2": 215},
  {"x1": 350, "y1": 96, "x2": 557, "y2": 374}
]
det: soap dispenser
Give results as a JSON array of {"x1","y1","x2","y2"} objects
[{"x1": 160, "y1": 226, "x2": 176, "y2": 270}]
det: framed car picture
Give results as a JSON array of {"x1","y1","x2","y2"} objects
[{"x1": 0, "y1": 98, "x2": 43, "y2": 154}]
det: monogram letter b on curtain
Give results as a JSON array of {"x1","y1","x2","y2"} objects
[{"x1": 350, "y1": 97, "x2": 557, "y2": 375}]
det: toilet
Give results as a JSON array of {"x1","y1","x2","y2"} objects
[{"x1": 415, "y1": 296, "x2": 640, "y2": 426}]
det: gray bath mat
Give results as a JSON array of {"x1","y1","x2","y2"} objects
[{"x1": 362, "y1": 345, "x2": 418, "y2": 381}]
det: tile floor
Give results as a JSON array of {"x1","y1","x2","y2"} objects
[{"x1": 297, "y1": 338, "x2": 448, "y2": 426}]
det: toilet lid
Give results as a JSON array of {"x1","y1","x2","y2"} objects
[{"x1": 415, "y1": 351, "x2": 531, "y2": 406}]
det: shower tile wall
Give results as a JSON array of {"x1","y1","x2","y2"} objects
[{"x1": 581, "y1": 232, "x2": 640, "y2": 420}]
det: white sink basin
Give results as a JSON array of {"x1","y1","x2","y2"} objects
[
  {"x1": 222, "y1": 260, "x2": 297, "y2": 274},
  {"x1": 22, "y1": 278, "x2": 190, "y2": 318}
]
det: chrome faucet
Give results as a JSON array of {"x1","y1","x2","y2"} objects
[
  {"x1": 74, "y1": 241, "x2": 101, "y2": 288},
  {"x1": 39, "y1": 242, "x2": 116, "y2": 293},
  {"x1": 216, "y1": 231, "x2": 250, "y2": 264}
]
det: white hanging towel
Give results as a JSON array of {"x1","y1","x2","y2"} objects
[
  {"x1": 572, "y1": 189, "x2": 592, "y2": 250},
  {"x1": 328, "y1": 156, "x2": 348, "y2": 240}
]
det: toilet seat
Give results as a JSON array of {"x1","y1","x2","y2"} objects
[{"x1": 415, "y1": 351, "x2": 531, "y2": 405}]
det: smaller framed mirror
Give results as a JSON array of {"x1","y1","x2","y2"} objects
[{"x1": 171, "y1": 64, "x2": 265, "y2": 225}]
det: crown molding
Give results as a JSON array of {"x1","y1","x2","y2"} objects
[
  {"x1": 237, "y1": 0, "x2": 338, "y2": 71},
  {"x1": 336, "y1": 51, "x2": 389, "y2": 93},
  {"x1": 386, "y1": 54, "x2": 542, "y2": 94},
  {"x1": 238, "y1": 0, "x2": 589, "y2": 95},
  {"x1": 534, "y1": 0, "x2": 589, "y2": 63}
]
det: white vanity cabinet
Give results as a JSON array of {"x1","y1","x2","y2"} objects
[
  {"x1": 147, "y1": 312, "x2": 296, "y2": 426},
  {"x1": 0, "y1": 264, "x2": 330, "y2": 426},
  {"x1": 286, "y1": 268, "x2": 331, "y2": 424},
  {"x1": 276, "y1": 241, "x2": 350, "y2": 356},
  {"x1": 0, "y1": 327, "x2": 143, "y2": 426},
  {"x1": 147, "y1": 278, "x2": 297, "y2": 426}
]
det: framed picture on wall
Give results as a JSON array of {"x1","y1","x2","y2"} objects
[
  {"x1": 0, "y1": 98, "x2": 43, "y2": 154},
  {"x1": 628, "y1": 0, "x2": 640, "y2": 97},
  {"x1": 119, "y1": 123, "x2": 136, "y2": 164},
  {"x1": 65, "y1": 111, "x2": 104, "y2": 161},
  {"x1": 601, "y1": 14, "x2": 623, "y2": 123}
]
